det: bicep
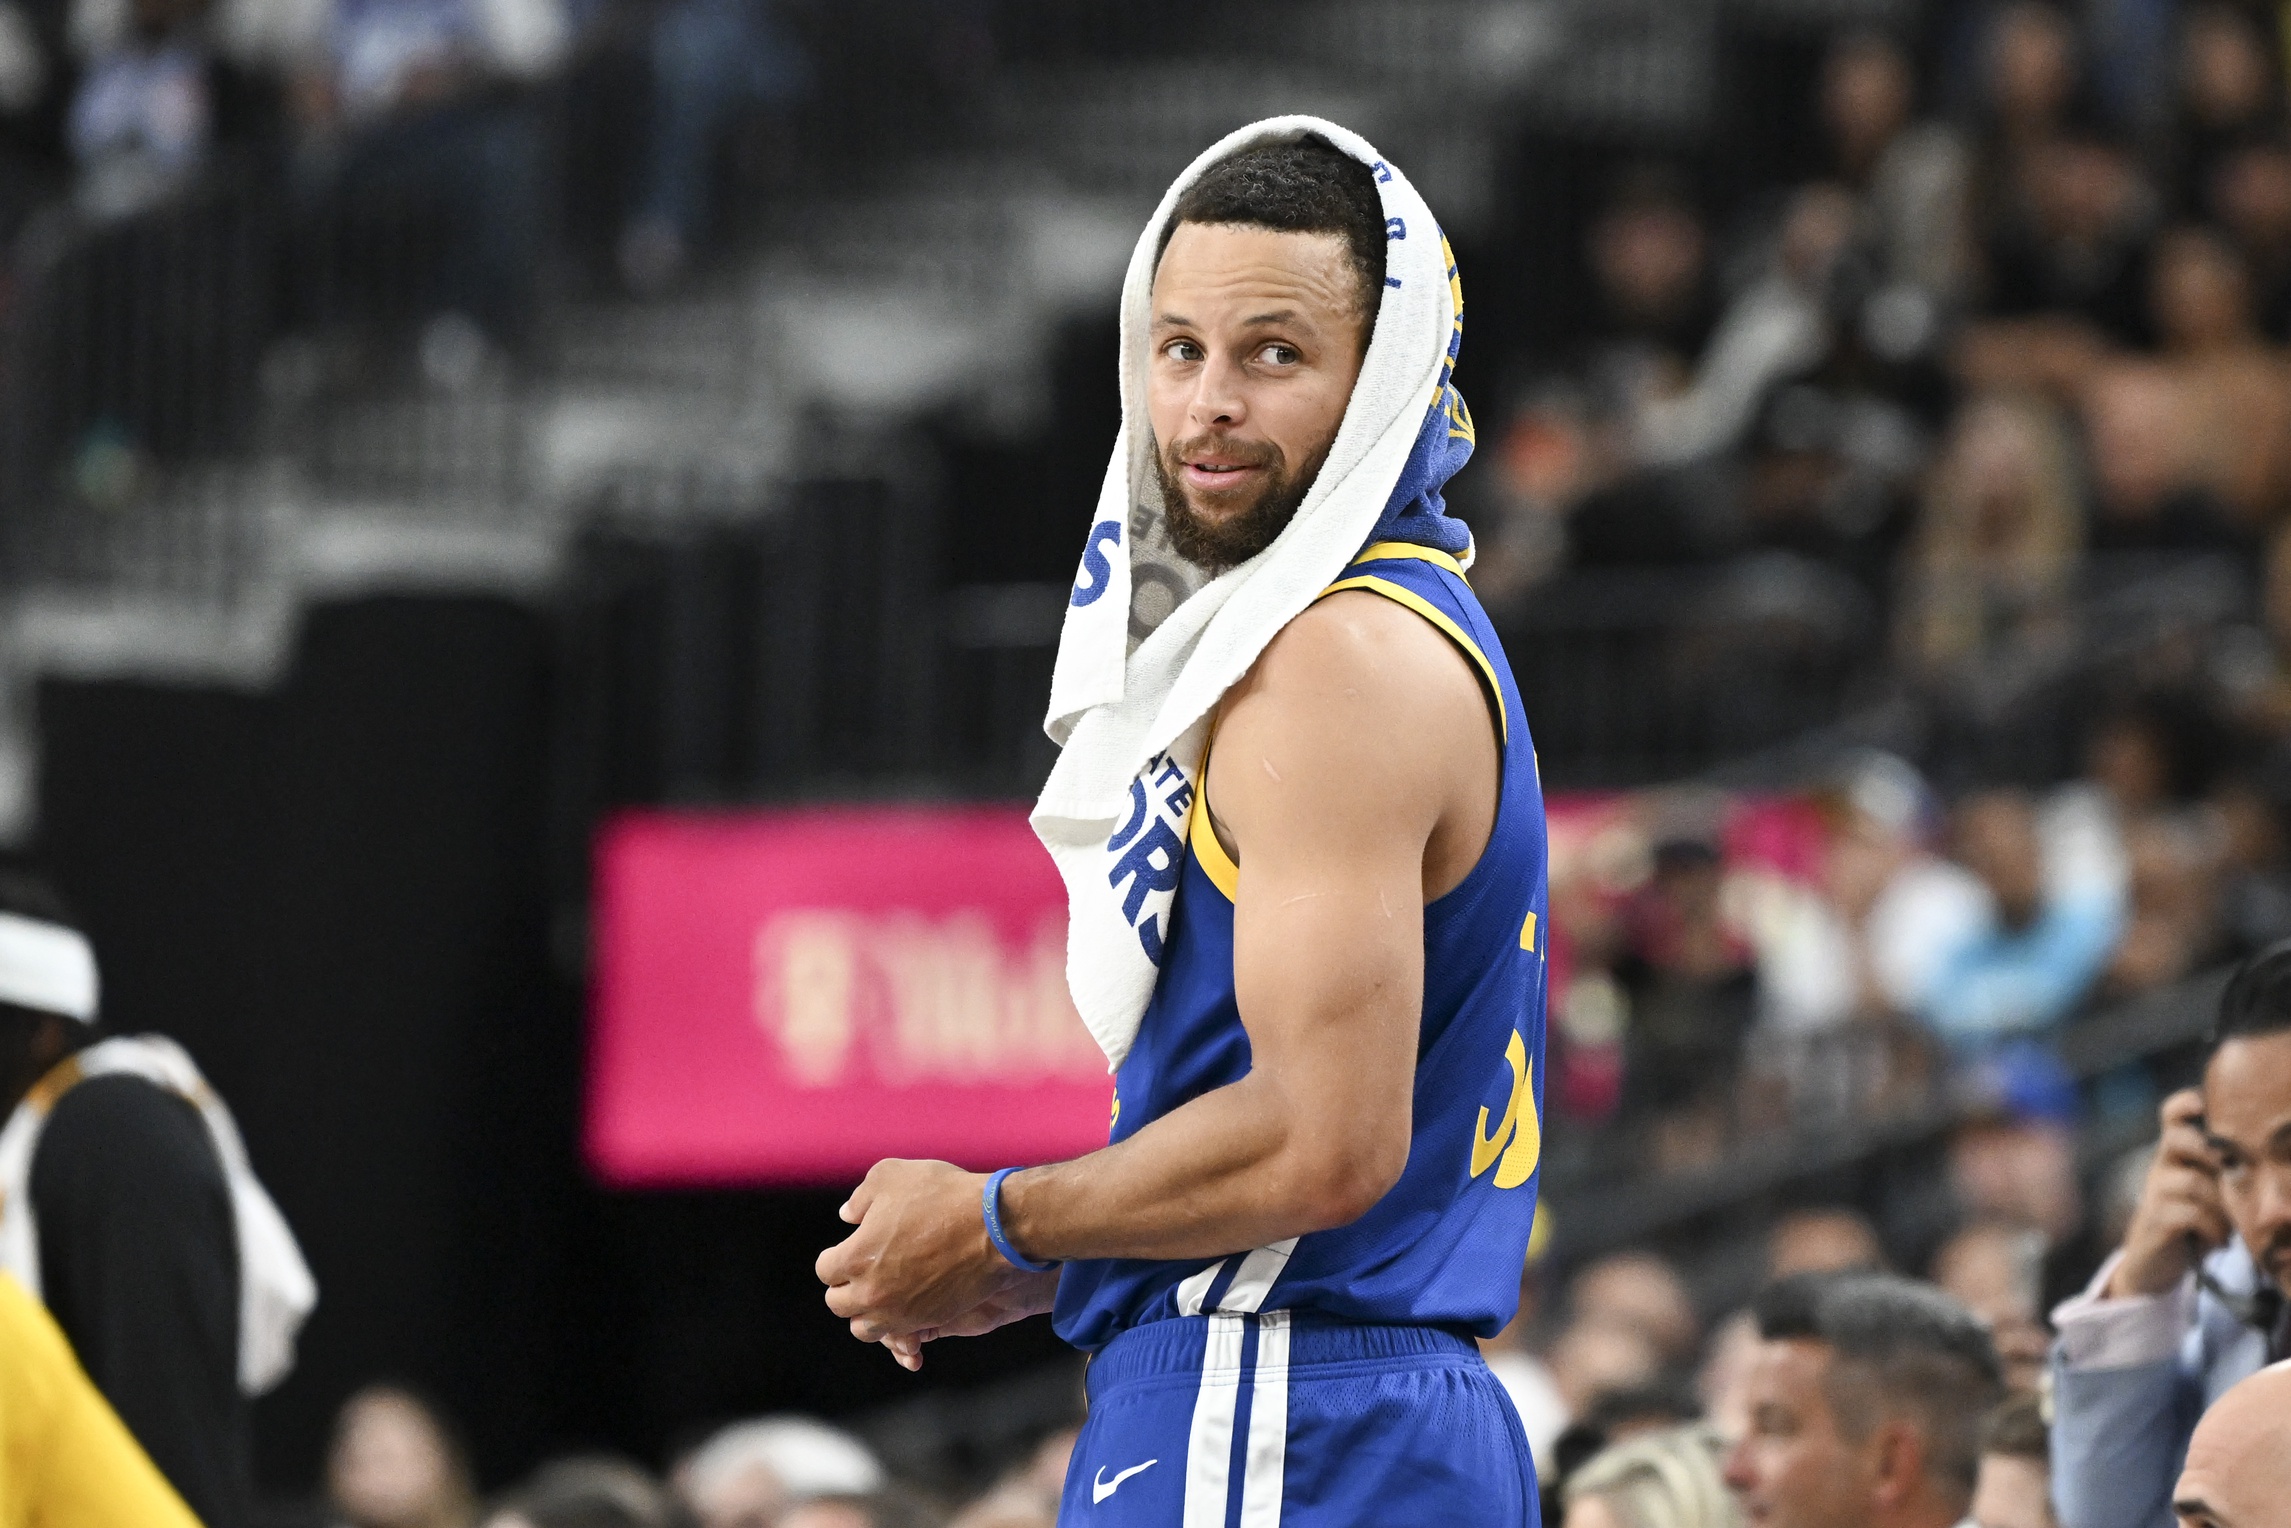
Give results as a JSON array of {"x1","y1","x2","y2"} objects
[{"x1": 1215, "y1": 602, "x2": 1456, "y2": 1104}]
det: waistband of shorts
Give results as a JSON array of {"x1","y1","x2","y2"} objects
[{"x1": 1086, "y1": 1312, "x2": 1482, "y2": 1392}]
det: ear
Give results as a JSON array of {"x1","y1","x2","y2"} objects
[{"x1": 1868, "y1": 1418, "x2": 1927, "y2": 1509}]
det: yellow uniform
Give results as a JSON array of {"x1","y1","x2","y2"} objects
[{"x1": 0, "y1": 1271, "x2": 204, "y2": 1527}]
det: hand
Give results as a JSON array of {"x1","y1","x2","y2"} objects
[
  {"x1": 816, "y1": 1160, "x2": 1050, "y2": 1365},
  {"x1": 877, "y1": 1269, "x2": 1061, "y2": 1371},
  {"x1": 2108, "y1": 1089, "x2": 2232, "y2": 1299}
]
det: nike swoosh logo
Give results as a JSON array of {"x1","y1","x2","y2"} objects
[{"x1": 1092, "y1": 1459, "x2": 1158, "y2": 1503}]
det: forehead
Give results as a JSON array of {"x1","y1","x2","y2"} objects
[
  {"x1": 2205, "y1": 1030, "x2": 2291, "y2": 1137},
  {"x1": 1152, "y1": 223, "x2": 1362, "y2": 322},
  {"x1": 1748, "y1": 1337, "x2": 1836, "y2": 1407}
]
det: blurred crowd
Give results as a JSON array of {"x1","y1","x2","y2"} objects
[
  {"x1": 1535, "y1": 717, "x2": 2280, "y2": 1181},
  {"x1": 1432, "y1": 0, "x2": 2291, "y2": 1184},
  {"x1": 285, "y1": 1191, "x2": 2175, "y2": 1528},
  {"x1": 0, "y1": 0, "x2": 819, "y2": 372},
  {"x1": 309, "y1": 1384, "x2": 1071, "y2": 1528},
  {"x1": 1480, "y1": 3, "x2": 2291, "y2": 596},
  {"x1": 1472, "y1": 3, "x2": 2291, "y2": 808}
]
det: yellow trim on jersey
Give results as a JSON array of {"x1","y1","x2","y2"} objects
[
  {"x1": 1315, "y1": 575, "x2": 1509, "y2": 743},
  {"x1": 1353, "y1": 541, "x2": 1470, "y2": 582},
  {"x1": 1520, "y1": 911, "x2": 1537, "y2": 953},
  {"x1": 1187, "y1": 753, "x2": 1240, "y2": 902}
]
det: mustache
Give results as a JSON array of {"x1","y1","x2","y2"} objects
[{"x1": 1161, "y1": 434, "x2": 1283, "y2": 472}]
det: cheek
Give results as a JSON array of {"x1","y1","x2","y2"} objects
[
  {"x1": 1145, "y1": 372, "x2": 1191, "y2": 447},
  {"x1": 1260, "y1": 375, "x2": 1354, "y2": 462}
]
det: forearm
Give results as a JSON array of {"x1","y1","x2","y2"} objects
[{"x1": 1002, "y1": 1068, "x2": 1394, "y2": 1264}]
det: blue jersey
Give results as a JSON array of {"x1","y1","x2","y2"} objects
[{"x1": 1054, "y1": 542, "x2": 1550, "y2": 1352}]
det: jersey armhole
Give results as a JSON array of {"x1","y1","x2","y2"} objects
[
  {"x1": 1191, "y1": 571, "x2": 1506, "y2": 906},
  {"x1": 1314, "y1": 574, "x2": 1508, "y2": 749}
]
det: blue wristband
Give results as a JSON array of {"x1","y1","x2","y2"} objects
[{"x1": 983, "y1": 1167, "x2": 1056, "y2": 1273}]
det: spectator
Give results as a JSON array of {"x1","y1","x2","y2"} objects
[
  {"x1": 1929, "y1": 1219, "x2": 2051, "y2": 1392},
  {"x1": 2167, "y1": 5, "x2": 2282, "y2": 214},
  {"x1": 1820, "y1": 29, "x2": 1970, "y2": 316},
  {"x1": 944, "y1": 1493, "x2": 1047, "y2": 1528},
  {"x1": 673, "y1": 1416, "x2": 883, "y2": 1528},
  {"x1": 1751, "y1": 755, "x2": 1978, "y2": 1117},
  {"x1": 1617, "y1": 832, "x2": 1759, "y2": 1169},
  {"x1": 326, "y1": 1385, "x2": 477, "y2": 1528},
  {"x1": 482, "y1": 1457, "x2": 682, "y2": 1528},
  {"x1": 609, "y1": 0, "x2": 803, "y2": 294},
  {"x1": 941, "y1": 1428, "x2": 1065, "y2": 1528},
  {"x1": 2207, "y1": 140, "x2": 2291, "y2": 339},
  {"x1": 1946, "y1": 1054, "x2": 2087, "y2": 1254},
  {"x1": 65, "y1": 0, "x2": 279, "y2": 218},
  {"x1": 1631, "y1": 184, "x2": 1844, "y2": 470},
  {"x1": 1722, "y1": 1272, "x2": 2004, "y2": 1528},
  {"x1": 290, "y1": 0, "x2": 566, "y2": 360},
  {"x1": 1957, "y1": 128, "x2": 2155, "y2": 396},
  {"x1": 1971, "y1": 1393, "x2": 2056, "y2": 1528},
  {"x1": 2205, "y1": 768, "x2": 2291, "y2": 956},
  {"x1": 2102, "y1": 813, "x2": 2222, "y2": 997},
  {"x1": 1920, "y1": 789, "x2": 2121, "y2": 1053},
  {"x1": 2172, "y1": 1360, "x2": 2291, "y2": 1528},
  {"x1": 780, "y1": 1491, "x2": 943, "y2": 1528},
  {"x1": 1569, "y1": 1251, "x2": 1703, "y2": 1369},
  {"x1": 1767, "y1": 1206, "x2": 1887, "y2": 1280},
  {"x1": 2143, "y1": 225, "x2": 2291, "y2": 531},
  {"x1": 2049, "y1": 941, "x2": 2291, "y2": 1528},
  {"x1": 1971, "y1": 2, "x2": 2085, "y2": 180},
  {"x1": 0, "y1": 872, "x2": 315, "y2": 1528},
  {"x1": 1561, "y1": 1425, "x2": 1740, "y2": 1528},
  {"x1": 1696, "y1": 1311, "x2": 1761, "y2": 1439},
  {"x1": 1547, "y1": 1317, "x2": 1667, "y2": 1425},
  {"x1": 1896, "y1": 394, "x2": 2082, "y2": 706}
]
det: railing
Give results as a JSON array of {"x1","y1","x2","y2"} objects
[
  {"x1": 1498, "y1": 554, "x2": 1883, "y2": 787},
  {"x1": 1541, "y1": 968, "x2": 2227, "y2": 1305},
  {"x1": 0, "y1": 174, "x2": 270, "y2": 539}
]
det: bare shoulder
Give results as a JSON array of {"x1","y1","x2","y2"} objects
[
  {"x1": 1240, "y1": 587, "x2": 1484, "y2": 727},
  {"x1": 1212, "y1": 589, "x2": 1490, "y2": 830}
]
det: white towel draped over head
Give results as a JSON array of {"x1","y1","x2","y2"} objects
[{"x1": 1032, "y1": 115, "x2": 1478, "y2": 1070}]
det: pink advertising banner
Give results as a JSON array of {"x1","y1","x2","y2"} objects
[{"x1": 586, "y1": 806, "x2": 1114, "y2": 1187}]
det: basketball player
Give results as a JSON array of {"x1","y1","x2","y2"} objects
[{"x1": 817, "y1": 137, "x2": 1547, "y2": 1522}]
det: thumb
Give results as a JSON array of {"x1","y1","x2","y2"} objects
[{"x1": 840, "y1": 1171, "x2": 879, "y2": 1225}]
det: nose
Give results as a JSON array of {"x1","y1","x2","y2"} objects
[
  {"x1": 1187, "y1": 349, "x2": 1248, "y2": 431},
  {"x1": 1721, "y1": 1437, "x2": 1754, "y2": 1490}
]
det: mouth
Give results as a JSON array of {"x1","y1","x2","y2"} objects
[{"x1": 1180, "y1": 459, "x2": 1267, "y2": 494}]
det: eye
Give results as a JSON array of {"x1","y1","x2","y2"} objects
[
  {"x1": 1162, "y1": 339, "x2": 1203, "y2": 363},
  {"x1": 1258, "y1": 343, "x2": 1302, "y2": 366}
]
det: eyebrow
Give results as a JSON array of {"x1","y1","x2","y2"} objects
[{"x1": 1148, "y1": 310, "x2": 1315, "y2": 331}]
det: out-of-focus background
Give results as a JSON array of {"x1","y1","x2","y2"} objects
[{"x1": 3, "y1": 0, "x2": 2287, "y2": 1518}]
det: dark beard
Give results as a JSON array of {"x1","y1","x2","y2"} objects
[{"x1": 1152, "y1": 434, "x2": 1325, "y2": 574}]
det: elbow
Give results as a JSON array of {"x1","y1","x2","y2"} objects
[{"x1": 1289, "y1": 1128, "x2": 1409, "y2": 1232}]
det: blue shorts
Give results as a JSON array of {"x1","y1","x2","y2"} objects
[{"x1": 1057, "y1": 1312, "x2": 1538, "y2": 1526}]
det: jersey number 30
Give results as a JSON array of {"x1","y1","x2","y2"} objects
[{"x1": 1470, "y1": 1030, "x2": 1540, "y2": 1190}]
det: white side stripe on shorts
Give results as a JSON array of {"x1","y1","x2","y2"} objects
[
  {"x1": 1236, "y1": 1311, "x2": 1291, "y2": 1528},
  {"x1": 1181, "y1": 1312, "x2": 1247, "y2": 1527}
]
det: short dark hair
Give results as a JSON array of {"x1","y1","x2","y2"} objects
[
  {"x1": 1158, "y1": 136, "x2": 1387, "y2": 319},
  {"x1": 1981, "y1": 1392, "x2": 2048, "y2": 1463},
  {"x1": 1754, "y1": 1272, "x2": 2004, "y2": 1500},
  {"x1": 2212, "y1": 938, "x2": 2291, "y2": 1055}
]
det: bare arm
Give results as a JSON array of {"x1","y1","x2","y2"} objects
[{"x1": 816, "y1": 591, "x2": 1496, "y2": 1350}]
